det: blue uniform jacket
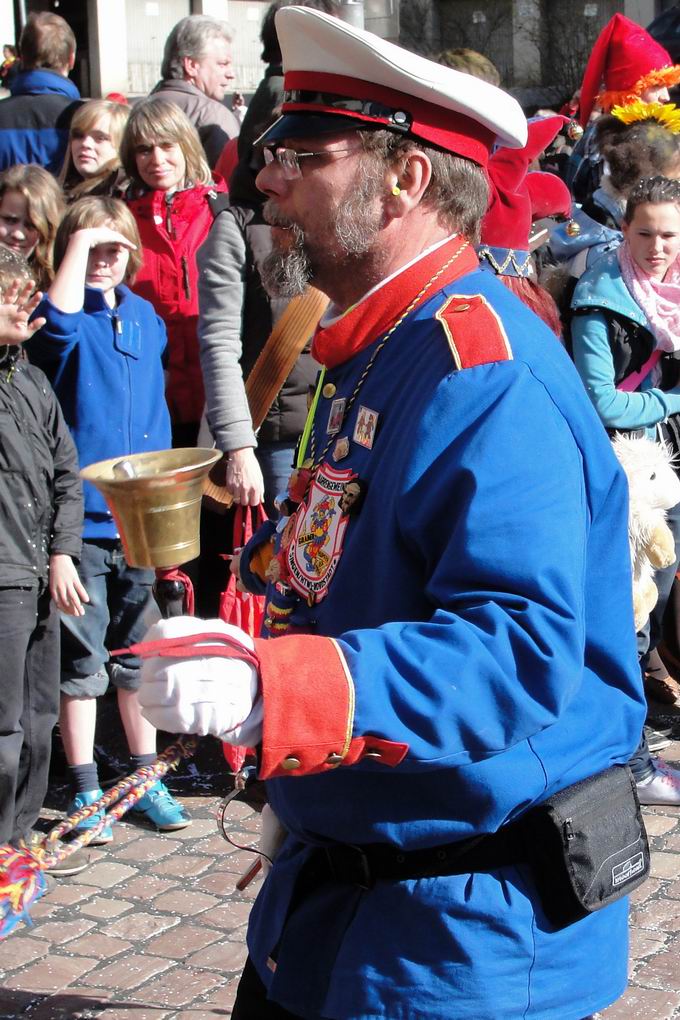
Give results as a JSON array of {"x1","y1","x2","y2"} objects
[
  {"x1": 28, "y1": 286, "x2": 171, "y2": 539},
  {"x1": 241, "y1": 263, "x2": 645, "y2": 1019}
]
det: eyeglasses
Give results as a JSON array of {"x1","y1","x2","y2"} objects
[{"x1": 261, "y1": 145, "x2": 357, "y2": 180}]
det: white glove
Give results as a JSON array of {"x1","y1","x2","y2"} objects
[
  {"x1": 138, "y1": 616, "x2": 263, "y2": 746},
  {"x1": 260, "y1": 804, "x2": 288, "y2": 878}
]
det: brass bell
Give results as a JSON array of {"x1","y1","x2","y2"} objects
[
  {"x1": 566, "y1": 219, "x2": 581, "y2": 237},
  {"x1": 80, "y1": 448, "x2": 221, "y2": 568}
]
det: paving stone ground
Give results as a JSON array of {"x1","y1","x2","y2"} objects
[
  {"x1": 602, "y1": 726, "x2": 680, "y2": 1020},
  {"x1": 0, "y1": 722, "x2": 256, "y2": 1020},
  {"x1": 2, "y1": 697, "x2": 680, "y2": 1019}
]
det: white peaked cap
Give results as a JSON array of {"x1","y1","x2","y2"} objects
[{"x1": 263, "y1": 6, "x2": 527, "y2": 166}]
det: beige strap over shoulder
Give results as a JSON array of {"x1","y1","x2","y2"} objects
[{"x1": 203, "y1": 286, "x2": 328, "y2": 508}]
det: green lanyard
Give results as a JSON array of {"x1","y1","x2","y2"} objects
[
  {"x1": 294, "y1": 242, "x2": 469, "y2": 472},
  {"x1": 296, "y1": 366, "x2": 326, "y2": 468}
]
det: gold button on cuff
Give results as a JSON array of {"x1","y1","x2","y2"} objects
[
  {"x1": 281, "y1": 756, "x2": 302, "y2": 770},
  {"x1": 326, "y1": 752, "x2": 344, "y2": 766},
  {"x1": 322, "y1": 383, "x2": 337, "y2": 399}
]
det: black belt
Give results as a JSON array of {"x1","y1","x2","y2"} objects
[
  {"x1": 266, "y1": 818, "x2": 532, "y2": 987},
  {"x1": 307, "y1": 818, "x2": 529, "y2": 891}
]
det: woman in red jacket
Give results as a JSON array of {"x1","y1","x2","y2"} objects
[{"x1": 120, "y1": 97, "x2": 227, "y2": 445}]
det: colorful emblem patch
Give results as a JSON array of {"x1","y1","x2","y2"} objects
[{"x1": 286, "y1": 462, "x2": 357, "y2": 602}]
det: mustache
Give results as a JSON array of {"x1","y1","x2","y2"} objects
[{"x1": 263, "y1": 200, "x2": 301, "y2": 232}]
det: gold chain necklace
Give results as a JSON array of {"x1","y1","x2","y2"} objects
[{"x1": 309, "y1": 240, "x2": 470, "y2": 468}]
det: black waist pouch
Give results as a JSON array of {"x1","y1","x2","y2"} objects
[{"x1": 525, "y1": 764, "x2": 650, "y2": 929}]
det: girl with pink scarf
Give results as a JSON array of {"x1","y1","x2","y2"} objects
[{"x1": 571, "y1": 175, "x2": 680, "y2": 808}]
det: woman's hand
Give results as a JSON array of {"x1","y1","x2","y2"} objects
[
  {"x1": 0, "y1": 280, "x2": 45, "y2": 344},
  {"x1": 49, "y1": 553, "x2": 90, "y2": 616},
  {"x1": 226, "y1": 447, "x2": 265, "y2": 506}
]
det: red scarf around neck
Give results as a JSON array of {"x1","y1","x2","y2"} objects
[{"x1": 311, "y1": 236, "x2": 478, "y2": 369}]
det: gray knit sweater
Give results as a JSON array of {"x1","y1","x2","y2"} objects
[{"x1": 197, "y1": 203, "x2": 317, "y2": 452}]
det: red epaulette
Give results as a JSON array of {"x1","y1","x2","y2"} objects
[{"x1": 435, "y1": 293, "x2": 513, "y2": 370}]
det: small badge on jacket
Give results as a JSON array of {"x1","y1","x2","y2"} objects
[
  {"x1": 332, "y1": 436, "x2": 350, "y2": 462},
  {"x1": 353, "y1": 406, "x2": 379, "y2": 449},
  {"x1": 327, "y1": 398, "x2": 346, "y2": 435}
]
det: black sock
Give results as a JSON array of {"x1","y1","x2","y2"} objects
[
  {"x1": 68, "y1": 762, "x2": 100, "y2": 795},
  {"x1": 129, "y1": 753, "x2": 156, "y2": 772}
]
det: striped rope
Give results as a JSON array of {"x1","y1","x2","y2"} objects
[{"x1": 0, "y1": 736, "x2": 198, "y2": 937}]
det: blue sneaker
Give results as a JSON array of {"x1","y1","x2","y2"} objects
[
  {"x1": 130, "y1": 781, "x2": 191, "y2": 831},
  {"x1": 67, "y1": 789, "x2": 113, "y2": 845}
]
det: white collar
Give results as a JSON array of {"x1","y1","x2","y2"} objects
[{"x1": 320, "y1": 233, "x2": 458, "y2": 327}]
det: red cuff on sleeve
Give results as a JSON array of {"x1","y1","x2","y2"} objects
[{"x1": 255, "y1": 635, "x2": 408, "y2": 779}]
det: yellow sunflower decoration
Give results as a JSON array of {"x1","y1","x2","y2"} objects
[{"x1": 610, "y1": 101, "x2": 680, "y2": 133}]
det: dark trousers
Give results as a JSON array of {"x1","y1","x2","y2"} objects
[
  {"x1": 0, "y1": 586, "x2": 59, "y2": 845},
  {"x1": 628, "y1": 501, "x2": 680, "y2": 784},
  {"x1": 60, "y1": 539, "x2": 154, "y2": 696},
  {"x1": 256, "y1": 440, "x2": 295, "y2": 519},
  {"x1": 628, "y1": 731, "x2": 654, "y2": 783},
  {"x1": 639, "y1": 500, "x2": 680, "y2": 666},
  {"x1": 232, "y1": 958, "x2": 307, "y2": 1020}
]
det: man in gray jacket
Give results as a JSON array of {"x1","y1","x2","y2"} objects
[{"x1": 153, "y1": 15, "x2": 240, "y2": 169}]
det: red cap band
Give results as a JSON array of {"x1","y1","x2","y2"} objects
[{"x1": 283, "y1": 70, "x2": 497, "y2": 166}]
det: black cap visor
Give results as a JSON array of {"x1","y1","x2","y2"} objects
[{"x1": 255, "y1": 112, "x2": 372, "y2": 146}]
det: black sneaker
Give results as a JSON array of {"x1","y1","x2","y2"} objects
[
  {"x1": 43, "y1": 846, "x2": 91, "y2": 877},
  {"x1": 644, "y1": 723, "x2": 673, "y2": 752},
  {"x1": 23, "y1": 832, "x2": 91, "y2": 881},
  {"x1": 25, "y1": 833, "x2": 91, "y2": 877}
]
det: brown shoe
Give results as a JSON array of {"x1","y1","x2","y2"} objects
[
  {"x1": 644, "y1": 670, "x2": 680, "y2": 705},
  {"x1": 24, "y1": 831, "x2": 91, "y2": 877},
  {"x1": 43, "y1": 846, "x2": 91, "y2": 877},
  {"x1": 659, "y1": 641, "x2": 680, "y2": 682}
]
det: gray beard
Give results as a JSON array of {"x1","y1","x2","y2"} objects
[
  {"x1": 260, "y1": 165, "x2": 384, "y2": 299},
  {"x1": 260, "y1": 223, "x2": 311, "y2": 298}
]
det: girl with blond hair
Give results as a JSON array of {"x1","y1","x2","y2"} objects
[
  {"x1": 121, "y1": 96, "x2": 227, "y2": 445},
  {"x1": 0, "y1": 163, "x2": 64, "y2": 289},
  {"x1": 59, "y1": 98, "x2": 130, "y2": 202}
]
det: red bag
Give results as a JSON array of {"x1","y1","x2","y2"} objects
[{"x1": 219, "y1": 504, "x2": 267, "y2": 772}]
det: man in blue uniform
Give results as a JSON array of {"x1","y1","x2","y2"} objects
[{"x1": 137, "y1": 8, "x2": 646, "y2": 1018}]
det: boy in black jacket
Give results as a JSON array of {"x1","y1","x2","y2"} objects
[{"x1": 0, "y1": 247, "x2": 87, "y2": 868}]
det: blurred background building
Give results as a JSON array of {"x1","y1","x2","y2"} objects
[
  {"x1": 0, "y1": 1, "x2": 398, "y2": 99},
  {"x1": 401, "y1": 0, "x2": 673, "y2": 106},
  {"x1": 0, "y1": 0, "x2": 676, "y2": 107}
]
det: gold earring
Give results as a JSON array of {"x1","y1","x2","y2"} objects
[{"x1": 391, "y1": 184, "x2": 401, "y2": 196}]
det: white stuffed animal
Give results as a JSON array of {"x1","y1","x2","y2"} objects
[{"x1": 612, "y1": 434, "x2": 680, "y2": 630}]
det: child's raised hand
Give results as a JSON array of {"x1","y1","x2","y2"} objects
[
  {"x1": 0, "y1": 279, "x2": 46, "y2": 344},
  {"x1": 73, "y1": 227, "x2": 137, "y2": 250},
  {"x1": 49, "y1": 553, "x2": 90, "y2": 616}
]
